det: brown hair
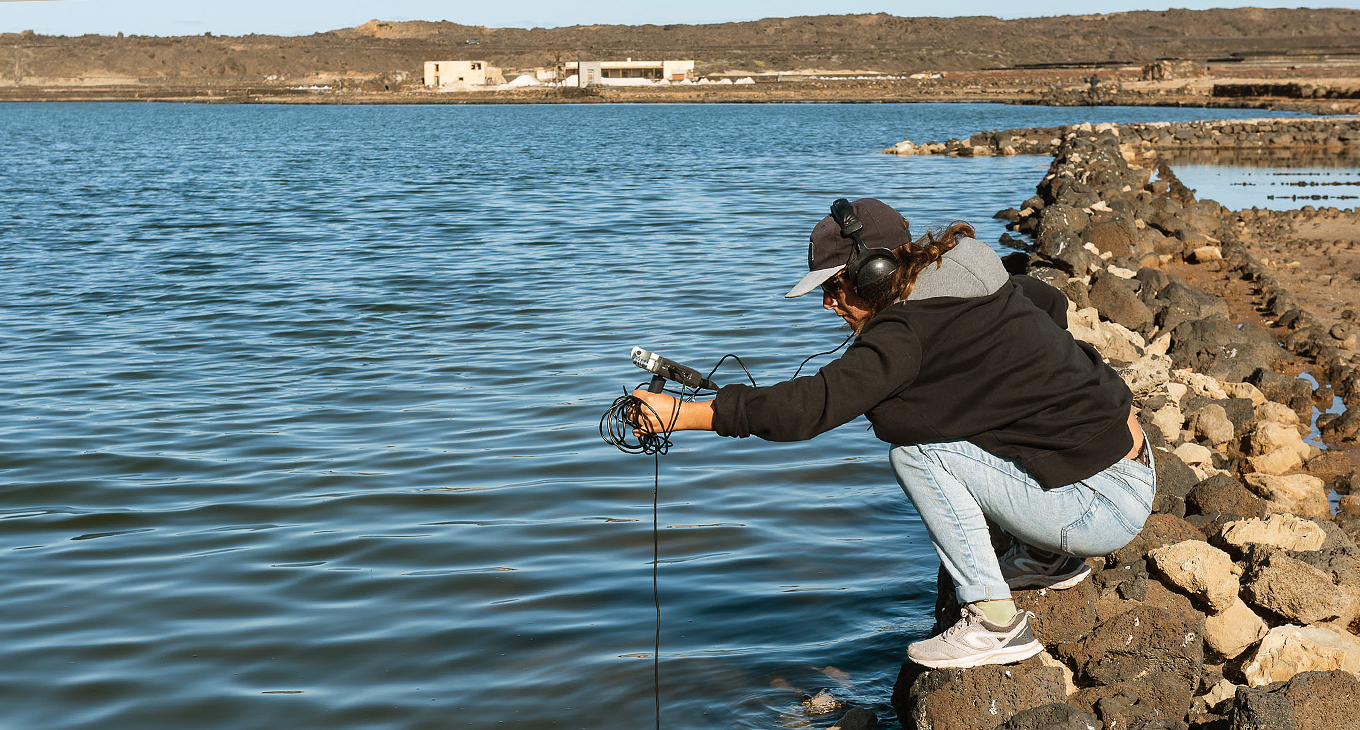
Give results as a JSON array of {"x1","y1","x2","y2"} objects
[{"x1": 854, "y1": 221, "x2": 976, "y2": 330}]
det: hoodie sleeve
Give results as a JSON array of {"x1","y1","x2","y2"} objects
[
  {"x1": 1012, "y1": 275, "x2": 1069, "y2": 329},
  {"x1": 711, "y1": 318, "x2": 923, "y2": 441}
]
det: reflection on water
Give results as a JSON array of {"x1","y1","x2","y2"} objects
[
  {"x1": 0, "y1": 101, "x2": 1301, "y2": 730},
  {"x1": 1169, "y1": 148, "x2": 1360, "y2": 211}
]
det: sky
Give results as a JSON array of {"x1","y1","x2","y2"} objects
[{"x1": 1, "y1": 0, "x2": 1357, "y2": 36}]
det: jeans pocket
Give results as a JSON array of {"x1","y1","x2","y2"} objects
[
  {"x1": 1061, "y1": 492, "x2": 1139, "y2": 556},
  {"x1": 1095, "y1": 460, "x2": 1156, "y2": 518}
]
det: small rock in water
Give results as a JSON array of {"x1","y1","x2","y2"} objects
[{"x1": 802, "y1": 690, "x2": 843, "y2": 716}]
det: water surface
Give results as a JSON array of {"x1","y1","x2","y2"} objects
[{"x1": 0, "y1": 102, "x2": 1294, "y2": 729}]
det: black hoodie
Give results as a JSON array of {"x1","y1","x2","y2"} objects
[{"x1": 711, "y1": 241, "x2": 1133, "y2": 489}]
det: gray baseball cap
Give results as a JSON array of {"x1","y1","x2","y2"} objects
[{"x1": 785, "y1": 198, "x2": 912, "y2": 298}]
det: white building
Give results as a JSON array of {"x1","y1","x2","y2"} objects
[
  {"x1": 562, "y1": 60, "x2": 695, "y2": 87},
  {"x1": 424, "y1": 61, "x2": 505, "y2": 89}
]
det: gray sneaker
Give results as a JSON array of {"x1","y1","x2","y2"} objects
[
  {"x1": 999, "y1": 541, "x2": 1092, "y2": 590},
  {"x1": 907, "y1": 604, "x2": 1043, "y2": 669}
]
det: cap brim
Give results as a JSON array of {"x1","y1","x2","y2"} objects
[{"x1": 785, "y1": 266, "x2": 843, "y2": 298}]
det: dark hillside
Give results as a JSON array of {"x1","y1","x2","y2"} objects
[{"x1": 3, "y1": 8, "x2": 1359, "y2": 88}]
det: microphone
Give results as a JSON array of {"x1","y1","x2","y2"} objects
[{"x1": 631, "y1": 347, "x2": 720, "y2": 393}]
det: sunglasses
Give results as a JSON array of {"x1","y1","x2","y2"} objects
[{"x1": 820, "y1": 276, "x2": 844, "y2": 297}]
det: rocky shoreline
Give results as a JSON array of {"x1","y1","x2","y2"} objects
[{"x1": 822, "y1": 120, "x2": 1360, "y2": 728}]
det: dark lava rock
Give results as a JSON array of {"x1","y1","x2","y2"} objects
[
  {"x1": 830, "y1": 707, "x2": 876, "y2": 730},
  {"x1": 1072, "y1": 673, "x2": 1194, "y2": 729},
  {"x1": 1169, "y1": 314, "x2": 1288, "y2": 382},
  {"x1": 1090, "y1": 272, "x2": 1155, "y2": 333},
  {"x1": 1109, "y1": 512, "x2": 1205, "y2": 567},
  {"x1": 1216, "y1": 398, "x2": 1256, "y2": 439},
  {"x1": 1279, "y1": 670, "x2": 1360, "y2": 730},
  {"x1": 1186, "y1": 474, "x2": 1267, "y2": 520},
  {"x1": 1013, "y1": 575, "x2": 1098, "y2": 647},
  {"x1": 895, "y1": 661, "x2": 1067, "y2": 730},
  {"x1": 1087, "y1": 219, "x2": 1137, "y2": 259},
  {"x1": 1157, "y1": 279, "x2": 1230, "y2": 335},
  {"x1": 1320, "y1": 409, "x2": 1360, "y2": 442},
  {"x1": 1056, "y1": 604, "x2": 1205, "y2": 689},
  {"x1": 1246, "y1": 369, "x2": 1314, "y2": 417},
  {"x1": 1036, "y1": 204, "x2": 1092, "y2": 245},
  {"x1": 1154, "y1": 447, "x2": 1202, "y2": 503},
  {"x1": 999, "y1": 702, "x2": 1103, "y2": 730},
  {"x1": 1036, "y1": 230, "x2": 1100, "y2": 275},
  {"x1": 1229, "y1": 685, "x2": 1296, "y2": 730}
]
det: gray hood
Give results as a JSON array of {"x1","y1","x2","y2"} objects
[{"x1": 905, "y1": 237, "x2": 1009, "y2": 301}]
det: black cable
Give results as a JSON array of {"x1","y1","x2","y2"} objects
[
  {"x1": 651, "y1": 454, "x2": 660, "y2": 730},
  {"x1": 598, "y1": 336, "x2": 852, "y2": 729},
  {"x1": 791, "y1": 332, "x2": 855, "y2": 379}
]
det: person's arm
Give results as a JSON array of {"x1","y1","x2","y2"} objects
[
  {"x1": 1012, "y1": 275, "x2": 1069, "y2": 329},
  {"x1": 629, "y1": 390, "x2": 715, "y2": 436}
]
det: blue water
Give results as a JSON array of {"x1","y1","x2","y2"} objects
[{"x1": 0, "y1": 102, "x2": 1293, "y2": 730}]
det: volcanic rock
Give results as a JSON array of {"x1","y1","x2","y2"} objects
[
  {"x1": 1203, "y1": 597, "x2": 1269, "y2": 659},
  {"x1": 1147, "y1": 539, "x2": 1241, "y2": 613},
  {"x1": 1056, "y1": 604, "x2": 1205, "y2": 689},
  {"x1": 1242, "y1": 551, "x2": 1351, "y2": 624}
]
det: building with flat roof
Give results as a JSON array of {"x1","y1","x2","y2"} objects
[
  {"x1": 563, "y1": 60, "x2": 695, "y2": 86},
  {"x1": 424, "y1": 61, "x2": 505, "y2": 89}
]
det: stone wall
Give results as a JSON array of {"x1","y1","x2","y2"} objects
[
  {"x1": 883, "y1": 117, "x2": 1360, "y2": 158},
  {"x1": 850, "y1": 120, "x2": 1360, "y2": 730}
]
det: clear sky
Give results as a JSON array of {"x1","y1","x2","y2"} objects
[{"x1": 1, "y1": 0, "x2": 1356, "y2": 36}]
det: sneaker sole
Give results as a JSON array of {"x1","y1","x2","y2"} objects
[
  {"x1": 1004, "y1": 564, "x2": 1091, "y2": 591},
  {"x1": 909, "y1": 639, "x2": 1044, "y2": 669}
]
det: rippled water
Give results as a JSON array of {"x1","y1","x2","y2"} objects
[{"x1": 0, "y1": 102, "x2": 1290, "y2": 729}]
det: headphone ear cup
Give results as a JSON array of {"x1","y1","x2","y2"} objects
[{"x1": 849, "y1": 249, "x2": 898, "y2": 302}]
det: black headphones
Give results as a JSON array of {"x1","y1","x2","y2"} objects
[{"x1": 830, "y1": 198, "x2": 899, "y2": 303}]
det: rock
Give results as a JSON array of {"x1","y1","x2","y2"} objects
[
  {"x1": 1152, "y1": 405, "x2": 1185, "y2": 440},
  {"x1": 1248, "y1": 447, "x2": 1305, "y2": 477},
  {"x1": 1254, "y1": 401, "x2": 1300, "y2": 426},
  {"x1": 1174, "y1": 442, "x2": 1214, "y2": 469},
  {"x1": 1247, "y1": 370, "x2": 1313, "y2": 420},
  {"x1": 1158, "y1": 280, "x2": 1230, "y2": 335},
  {"x1": 1086, "y1": 219, "x2": 1137, "y2": 259},
  {"x1": 1068, "y1": 307, "x2": 1146, "y2": 363},
  {"x1": 1089, "y1": 272, "x2": 1154, "y2": 333},
  {"x1": 1199, "y1": 677, "x2": 1238, "y2": 711},
  {"x1": 1109, "y1": 513, "x2": 1206, "y2": 567},
  {"x1": 1148, "y1": 540, "x2": 1241, "y2": 613},
  {"x1": 1013, "y1": 578, "x2": 1098, "y2": 647},
  {"x1": 1154, "y1": 449, "x2": 1203, "y2": 504},
  {"x1": 1229, "y1": 685, "x2": 1297, "y2": 729},
  {"x1": 900, "y1": 662, "x2": 1067, "y2": 730},
  {"x1": 1220, "y1": 514, "x2": 1328, "y2": 552},
  {"x1": 1173, "y1": 369, "x2": 1229, "y2": 401},
  {"x1": 997, "y1": 702, "x2": 1101, "y2": 730},
  {"x1": 1279, "y1": 670, "x2": 1360, "y2": 730},
  {"x1": 1056, "y1": 604, "x2": 1205, "y2": 689},
  {"x1": 1186, "y1": 475, "x2": 1268, "y2": 520},
  {"x1": 1035, "y1": 650, "x2": 1077, "y2": 698},
  {"x1": 1250, "y1": 422, "x2": 1310, "y2": 460},
  {"x1": 1242, "y1": 625, "x2": 1360, "y2": 687},
  {"x1": 828, "y1": 707, "x2": 876, "y2": 730},
  {"x1": 1170, "y1": 315, "x2": 1289, "y2": 382},
  {"x1": 1071, "y1": 673, "x2": 1193, "y2": 728},
  {"x1": 1223, "y1": 382, "x2": 1267, "y2": 407},
  {"x1": 1242, "y1": 474, "x2": 1330, "y2": 518},
  {"x1": 803, "y1": 690, "x2": 843, "y2": 715},
  {"x1": 1203, "y1": 597, "x2": 1268, "y2": 659},
  {"x1": 1216, "y1": 398, "x2": 1257, "y2": 439},
  {"x1": 1191, "y1": 404, "x2": 1235, "y2": 447},
  {"x1": 1242, "y1": 552, "x2": 1351, "y2": 624},
  {"x1": 1192, "y1": 245, "x2": 1223, "y2": 263}
]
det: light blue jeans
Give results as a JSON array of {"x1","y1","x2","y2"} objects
[{"x1": 890, "y1": 440, "x2": 1155, "y2": 604}]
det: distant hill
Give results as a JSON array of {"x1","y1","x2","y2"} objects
[{"x1": 3, "y1": 9, "x2": 1359, "y2": 89}]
